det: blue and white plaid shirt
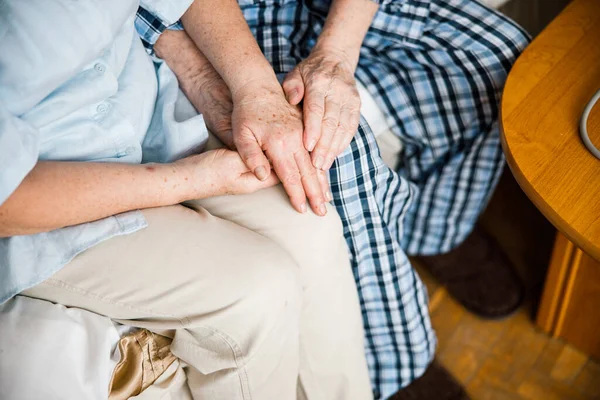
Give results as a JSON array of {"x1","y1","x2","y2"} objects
[{"x1": 135, "y1": 7, "x2": 184, "y2": 56}]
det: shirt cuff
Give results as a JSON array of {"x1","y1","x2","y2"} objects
[
  {"x1": 135, "y1": 1, "x2": 191, "y2": 57},
  {"x1": 0, "y1": 106, "x2": 40, "y2": 206}
]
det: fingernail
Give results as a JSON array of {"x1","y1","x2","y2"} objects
[
  {"x1": 326, "y1": 191, "x2": 332, "y2": 202},
  {"x1": 326, "y1": 156, "x2": 335, "y2": 170},
  {"x1": 287, "y1": 89, "x2": 298, "y2": 102},
  {"x1": 314, "y1": 155, "x2": 324, "y2": 169},
  {"x1": 319, "y1": 204, "x2": 327, "y2": 215},
  {"x1": 307, "y1": 139, "x2": 317, "y2": 152},
  {"x1": 255, "y1": 166, "x2": 268, "y2": 181},
  {"x1": 300, "y1": 203, "x2": 307, "y2": 213}
]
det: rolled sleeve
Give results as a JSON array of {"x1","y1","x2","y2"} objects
[
  {"x1": 0, "y1": 106, "x2": 39, "y2": 206},
  {"x1": 136, "y1": 0, "x2": 191, "y2": 56}
]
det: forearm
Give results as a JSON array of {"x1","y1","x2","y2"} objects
[
  {"x1": 315, "y1": 0, "x2": 379, "y2": 68},
  {"x1": 155, "y1": 29, "x2": 216, "y2": 112},
  {"x1": 180, "y1": 0, "x2": 280, "y2": 95},
  {"x1": 0, "y1": 161, "x2": 189, "y2": 236}
]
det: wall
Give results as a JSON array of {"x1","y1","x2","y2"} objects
[{"x1": 500, "y1": 0, "x2": 572, "y2": 36}]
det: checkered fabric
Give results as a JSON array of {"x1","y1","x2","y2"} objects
[
  {"x1": 135, "y1": 6, "x2": 183, "y2": 55},
  {"x1": 136, "y1": 1, "x2": 529, "y2": 398}
]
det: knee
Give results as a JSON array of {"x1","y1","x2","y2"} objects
[
  {"x1": 480, "y1": 14, "x2": 531, "y2": 80},
  {"x1": 494, "y1": 17, "x2": 531, "y2": 65},
  {"x1": 282, "y1": 204, "x2": 355, "y2": 286},
  {"x1": 294, "y1": 203, "x2": 348, "y2": 261}
]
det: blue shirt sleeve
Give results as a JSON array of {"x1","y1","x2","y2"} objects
[
  {"x1": 0, "y1": 106, "x2": 39, "y2": 206},
  {"x1": 135, "y1": 0, "x2": 192, "y2": 56}
]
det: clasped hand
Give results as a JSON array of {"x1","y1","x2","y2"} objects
[{"x1": 193, "y1": 49, "x2": 360, "y2": 216}]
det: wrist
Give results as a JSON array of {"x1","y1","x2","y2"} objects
[
  {"x1": 157, "y1": 161, "x2": 202, "y2": 203},
  {"x1": 312, "y1": 40, "x2": 360, "y2": 71},
  {"x1": 230, "y1": 76, "x2": 284, "y2": 103},
  {"x1": 229, "y1": 69, "x2": 282, "y2": 101}
]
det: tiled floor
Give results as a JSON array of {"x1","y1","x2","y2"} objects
[{"x1": 410, "y1": 172, "x2": 600, "y2": 399}]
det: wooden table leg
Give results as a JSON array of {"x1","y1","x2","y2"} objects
[{"x1": 537, "y1": 232, "x2": 600, "y2": 358}]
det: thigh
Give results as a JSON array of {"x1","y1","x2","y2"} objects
[
  {"x1": 22, "y1": 203, "x2": 305, "y2": 400},
  {"x1": 197, "y1": 135, "x2": 350, "y2": 285},
  {"x1": 23, "y1": 204, "x2": 300, "y2": 329},
  {"x1": 354, "y1": 0, "x2": 530, "y2": 254},
  {"x1": 188, "y1": 185, "x2": 347, "y2": 284}
]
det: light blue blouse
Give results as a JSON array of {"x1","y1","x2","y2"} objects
[{"x1": 0, "y1": 0, "x2": 205, "y2": 303}]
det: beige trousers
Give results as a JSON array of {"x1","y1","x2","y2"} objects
[{"x1": 23, "y1": 183, "x2": 373, "y2": 400}]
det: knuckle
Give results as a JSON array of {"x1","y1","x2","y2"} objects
[
  {"x1": 310, "y1": 72, "x2": 328, "y2": 85},
  {"x1": 326, "y1": 98, "x2": 342, "y2": 109},
  {"x1": 348, "y1": 111, "x2": 361, "y2": 125},
  {"x1": 313, "y1": 146, "x2": 329, "y2": 157},
  {"x1": 307, "y1": 184, "x2": 325, "y2": 199},
  {"x1": 307, "y1": 102, "x2": 324, "y2": 115},
  {"x1": 269, "y1": 135, "x2": 287, "y2": 149},
  {"x1": 282, "y1": 172, "x2": 302, "y2": 186},
  {"x1": 337, "y1": 120, "x2": 355, "y2": 133},
  {"x1": 322, "y1": 117, "x2": 339, "y2": 130},
  {"x1": 300, "y1": 166, "x2": 318, "y2": 180}
]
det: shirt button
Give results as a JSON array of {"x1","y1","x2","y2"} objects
[
  {"x1": 96, "y1": 103, "x2": 108, "y2": 114},
  {"x1": 94, "y1": 63, "x2": 106, "y2": 73}
]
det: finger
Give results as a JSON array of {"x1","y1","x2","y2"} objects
[
  {"x1": 230, "y1": 151, "x2": 280, "y2": 189},
  {"x1": 282, "y1": 68, "x2": 305, "y2": 106},
  {"x1": 312, "y1": 95, "x2": 341, "y2": 170},
  {"x1": 303, "y1": 88, "x2": 326, "y2": 152},
  {"x1": 325, "y1": 108, "x2": 358, "y2": 170},
  {"x1": 336, "y1": 108, "x2": 360, "y2": 156},
  {"x1": 295, "y1": 150, "x2": 327, "y2": 216},
  {"x1": 240, "y1": 169, "x2": 280, "y2": 193},
  {"x1": 270, "y1": 151, "x2": 308, "y2": 214},
  {"x1": 233, "y1": 127, "x2": 271, "y2": 181},
  {"x1": 317, "y1": 168, "x2": 332, "y2": 203}
]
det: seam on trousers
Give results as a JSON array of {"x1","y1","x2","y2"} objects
[
  {"x1": 42, "y1": 278, "x2": 252, "y2": 400},
  {"x1": 41, "y1": 278, "x2": 186, "y2": 323},
  {"x1": 176, "y1": 324, "x2": 253, "y2": 400},
  {"x1": 43, "y1": 279, "x2": 252, "y2": 399}
]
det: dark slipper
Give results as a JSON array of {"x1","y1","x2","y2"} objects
[
  {"x1": 418, "y1": 226, "x2": 524, "y2": 319},
  {"x1": 389, "y1": 360, "x2": 470, "y2": 400}
]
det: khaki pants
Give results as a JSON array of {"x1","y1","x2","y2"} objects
[{"x1": 23, "y1": 184, "x2": 373, "y2": 400}]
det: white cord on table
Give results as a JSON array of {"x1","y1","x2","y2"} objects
[{"x1": 580, "y1": 89, "x2": 600, "y2": 159}]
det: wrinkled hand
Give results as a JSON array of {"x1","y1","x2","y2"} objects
[
  {"x1": 175, "y1": 148, "x2": 279, "y2": 199},
  {"x1": 231, "y1": 83, "x2": 330, "y2": 215},
  {"x1": 282, "y1": 48, "x2": 361, "y2": 170},
  {"x1": 190, "y1": 67, "x2": 236, "y2": 149}
]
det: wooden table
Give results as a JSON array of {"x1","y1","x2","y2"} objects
[{"x1": 500, "y1": 0, "x2": 600, "y2": 358}]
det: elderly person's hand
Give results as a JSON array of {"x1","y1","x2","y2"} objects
[
  {"x1": 155, "y1": 2, "x2": 330, "y2": 216},
  {"x1": 282, "y1": 47, "x2": 361, "y2": 171},
  {"x1": 193, "y1": 67, "x2": 235, "y2": 150},
  {"x1": 281, "y1": 0, "x2": 379, "y2": 171},
  {"x1": 231, "y1": 81, "x2": 330, "y2": 215},
  {"x1": 176, "y1": 148, "x2": 279, "y2": 198},
  {"x1": 154, "y1": 30, "x2": 236, "y2": 150}
]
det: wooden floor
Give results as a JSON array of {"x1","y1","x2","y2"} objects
[{"x1": 411, "y1": 172, "x2": 600, "y2": 399}]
